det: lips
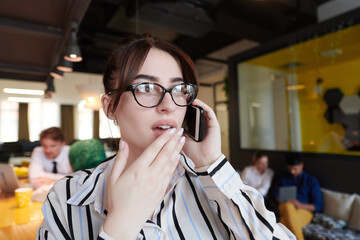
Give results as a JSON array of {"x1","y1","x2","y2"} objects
[{"x1": 152, "y1": 119, "x2": 178, "y2": 137}]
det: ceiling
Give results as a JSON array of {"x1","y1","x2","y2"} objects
[{"x1": 0, "y1": 0, "x2": 338, "y2": 85}]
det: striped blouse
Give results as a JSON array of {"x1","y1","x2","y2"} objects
[{"x1": 36, "y1": 154, "x2": 295, "y2": 240}]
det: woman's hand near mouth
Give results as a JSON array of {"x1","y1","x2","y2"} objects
[{"x1": 103, "y1": 127, "x2": 185, "y2": 240}]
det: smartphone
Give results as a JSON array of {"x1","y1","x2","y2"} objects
[{"x1": 182, "y1": 105, "x2": 206, "y2": 142}]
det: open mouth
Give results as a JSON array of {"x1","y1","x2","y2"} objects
[
  {"x1": 152, "y1": 120, "x2": 177, "y2": 137},
  {"x1": 157, "y1": 125, "x2": 172, "y2": 130}
]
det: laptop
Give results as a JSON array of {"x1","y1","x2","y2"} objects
[
  {"x1": 0, "y1": 163, "x2": 20, "y2": 193},
  {"x1": 279, "y1": 186, "x2": 297, "y2": 203}
]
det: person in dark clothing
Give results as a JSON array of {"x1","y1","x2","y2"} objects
[{"x1": 275, "y1": 154, "x2": 323, "y2": 240}]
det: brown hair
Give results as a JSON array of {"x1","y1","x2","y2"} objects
[
  {"x1": 252, "y1": 151, "x2": 268, "y2": 165},
  {"x1": 103, "y1": 33, "x2": 198, "y2": 114},
  {"x1": 40, "y1": 127, "x2": 65, "y2": 142}
]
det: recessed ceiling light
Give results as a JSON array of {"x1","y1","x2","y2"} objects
[
  {"x1": 286, "y1": 84, "x2": 305, "y2": 91},
  {"x1": 321, "y1": 49, "x2": 342, "y2": 57},
  {"x1": 3, "y1": 88, "x2": 44, "y2": 95}
]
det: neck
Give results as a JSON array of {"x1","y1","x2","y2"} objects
[{"x1": 124, "y1": 144, "x2": 144, "y2": 170}]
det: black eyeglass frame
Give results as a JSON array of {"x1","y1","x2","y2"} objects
[{"x1": 107, "y1": 82, "x2": 198, "y2": 108}]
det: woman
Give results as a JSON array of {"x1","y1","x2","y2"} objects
[
  {"x1": 241, "y1": 152, "x2": 274, "y2": 196},
  {"x1": 37, "y1": 34, "x2": 294, "y2": 239}
]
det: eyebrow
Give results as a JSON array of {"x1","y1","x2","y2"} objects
[{"x1": 134, "y1": 74, "x2": 184, "y2": 83}]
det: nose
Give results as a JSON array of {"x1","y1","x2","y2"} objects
[{"x1": 157, "y1": 92, "x2": 176, "y2": 113}]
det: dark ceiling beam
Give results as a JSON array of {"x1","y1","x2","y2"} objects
[
  {"x1": 215, "y1": 13, "x2": 276, "y2": 42},
  {"x1": 201, "y1": 57, "x2": 227, "y2": 64},
  {"x1": 0, "y1": 17, "x2": 62, "y2": 38},
  {"x1": 0, "y1": 61, "x2": 48, "y2": 76},
  {"x1": 79, "y1": 27, "x2": 130, "y2": 44},
  {"x1": 0, "y1": 73, "x2": 46, "y2": 82},
  {"x1": 174, "y1": 32, "x2": 239, "y2": 61},
  {"x1": 276, "y1": 0, "x2": 318, "y2": 16}
]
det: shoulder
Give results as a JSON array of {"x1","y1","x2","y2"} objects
[
  {"x1": 267, "y1": 168, "x2": 274, "y2": 175},
  {"x1": 243, "y1": 165, "x2": 254, "y2": 171},
  {"x1": 31, "y1": 146, "x2": 44, "y2": 159},
  {"x1": 304, "y1": 172, "x2": 320, "y2": 185},
  {"x1": 53, "y1": 169, "x2": 93, "y2": 192},
  {"x1": 51, "y1": 157, "x2": 114, "y2": 203},
  {"x1": 33, "y1": 146, "x2": 43, "y2": 153},
  {"x1": 62, "y1": 145, "x2": 70, "y2": 152}
]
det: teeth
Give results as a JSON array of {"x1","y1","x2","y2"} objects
[{"x1": 158, "y1": 125, "x2": 171, "y2": 129}]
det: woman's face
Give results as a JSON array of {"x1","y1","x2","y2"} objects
[
  {"x1": 255, "y1": 156, "x2": 268, "y2": 173},
  {"x1": 115, "y1": 48, "x2": 187, "y2": 152}
]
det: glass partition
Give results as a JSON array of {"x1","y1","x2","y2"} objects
[{"x1": 237, "y1": 21, "x2": 360, "y2": 156}]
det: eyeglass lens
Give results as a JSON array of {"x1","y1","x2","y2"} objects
[{"x1": 133, "y1": 83, "x2": 196, "y2": 107}]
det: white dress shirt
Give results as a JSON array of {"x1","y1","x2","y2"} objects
[
  {"x1": 36, "y1": 153, "x2": 294, "y2": 240},
  {"x1": 241, "y1": 165, "x2": 274, "y2": 196},
  {"x1": 29, "y1": 145, "x2": 72, "y2": 184}
]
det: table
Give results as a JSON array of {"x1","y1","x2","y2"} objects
[{"x1": 0, "y1": 193, "x2": 43, "y2": 240}]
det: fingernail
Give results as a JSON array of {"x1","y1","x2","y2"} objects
[
  {"x1": 176, "y1": 154, "x2": 182, "y2": 162},
  {"x1": 177, "y1": 128, "x2": 184, "y2": 136},
  {"x1": 179, "y1": 136, "x2": 186, "y2": 145},
  {"x1": 119, "y1": 139, "x2": 124, "y2": 150},
  {"x1": 169, "y1": 128, "x2": 176, "y2": 135}
]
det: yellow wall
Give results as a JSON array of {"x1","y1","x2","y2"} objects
[{"x1": 297, "y1": 58, "x2": 360, "y2": 155}]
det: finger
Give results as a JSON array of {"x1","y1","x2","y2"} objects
[
  {"x1": 135, "y1": 128, "x2": 177, "y2": 167},
  {"x1": 151, "y1": 128, "x2": 185, "y2": 171},
  {"x1": 108, "y1": 139, "x2": 129, "y2": 184},
  {"x1": 162, "y1": 138, "x2": 185, "y2": 175}
]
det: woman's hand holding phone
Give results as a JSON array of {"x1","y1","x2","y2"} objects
[
  {"x1": 103, "y1": 128, "x2": 185, "y2": 240},
  {"x1": 182, "y1": 99, "x2": 222, "y2": 169}
]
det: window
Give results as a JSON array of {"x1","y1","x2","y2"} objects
[
  {"x1": 0, "y1": 100, "x2": 19, "y2": 142},
  {"x1": 232, "y1": 19, "x2": 360, "y2": 156},
  {"x1": 99, "y1": 109, "x2": 120, "y2": 139},
  {"x1": 28, "y1": 102, "x2": 60, "y2": 141},
  {"x1": 76, "y1": 103, "x2": 94, "y2": 140}
]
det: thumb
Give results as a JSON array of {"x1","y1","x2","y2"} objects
[{"x1": 108, "y1": 139, "x2": 129, "y2": 183}]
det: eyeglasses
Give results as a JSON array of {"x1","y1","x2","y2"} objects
[{"x1": 107, "y1": 82, "x2": 198, "y2": 108}]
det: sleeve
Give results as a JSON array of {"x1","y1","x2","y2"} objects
[
  {"x1": 29, "y1": 148, "x2": 66, "y2": 184},
  {"x1": 196, "y1": 155, "x2": 296, "y2": 240},
  {"x1": 257, "y1": 169, "x2": 274, "y2": 196},
  {"x1": 310, "y1": 177, "x2": 323, "y2": 212}
]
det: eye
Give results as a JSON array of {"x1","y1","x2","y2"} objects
[
  {"x1": 173, "y1": 84, "x2": 188, "y2": 95},
  {"x1": 137, "y1": 83, "x2": 156, "y2": 93}
]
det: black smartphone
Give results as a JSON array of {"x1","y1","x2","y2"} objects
[{"x1": 182, "y1": 105, "x2": 206, "y2": 142}]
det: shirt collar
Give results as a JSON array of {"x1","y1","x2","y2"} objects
[{"x1": 67, "y1": 152, "x2": 197, "y2": 212}]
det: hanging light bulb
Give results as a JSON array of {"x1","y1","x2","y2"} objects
[
  {"x1": 64, "y1": 22, "x2": 82, "y2": 62},
  {"x1": 50, "y1": 68, "x2": 64, "y2": 79},
  {"x1": 45, "y1": 76, "x2": 55, "y2": 93},
  {"x1": 57, "y1": 58, "x2": 73, "y2": 72}
]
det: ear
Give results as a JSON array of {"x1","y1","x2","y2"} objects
[{"x1": 101, "y1": 94, "x2": 117, "y2": 120}]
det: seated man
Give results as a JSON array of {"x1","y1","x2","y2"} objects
[
  {"x1": 275, "y1": 154, "x2": 323, "y2": 240},
  {"x1": 29, "y1": 127, "x2": 72, "y2": 189},
  {"x1": 241, "y1": 151, "x2": 274, "y2": 196}
]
